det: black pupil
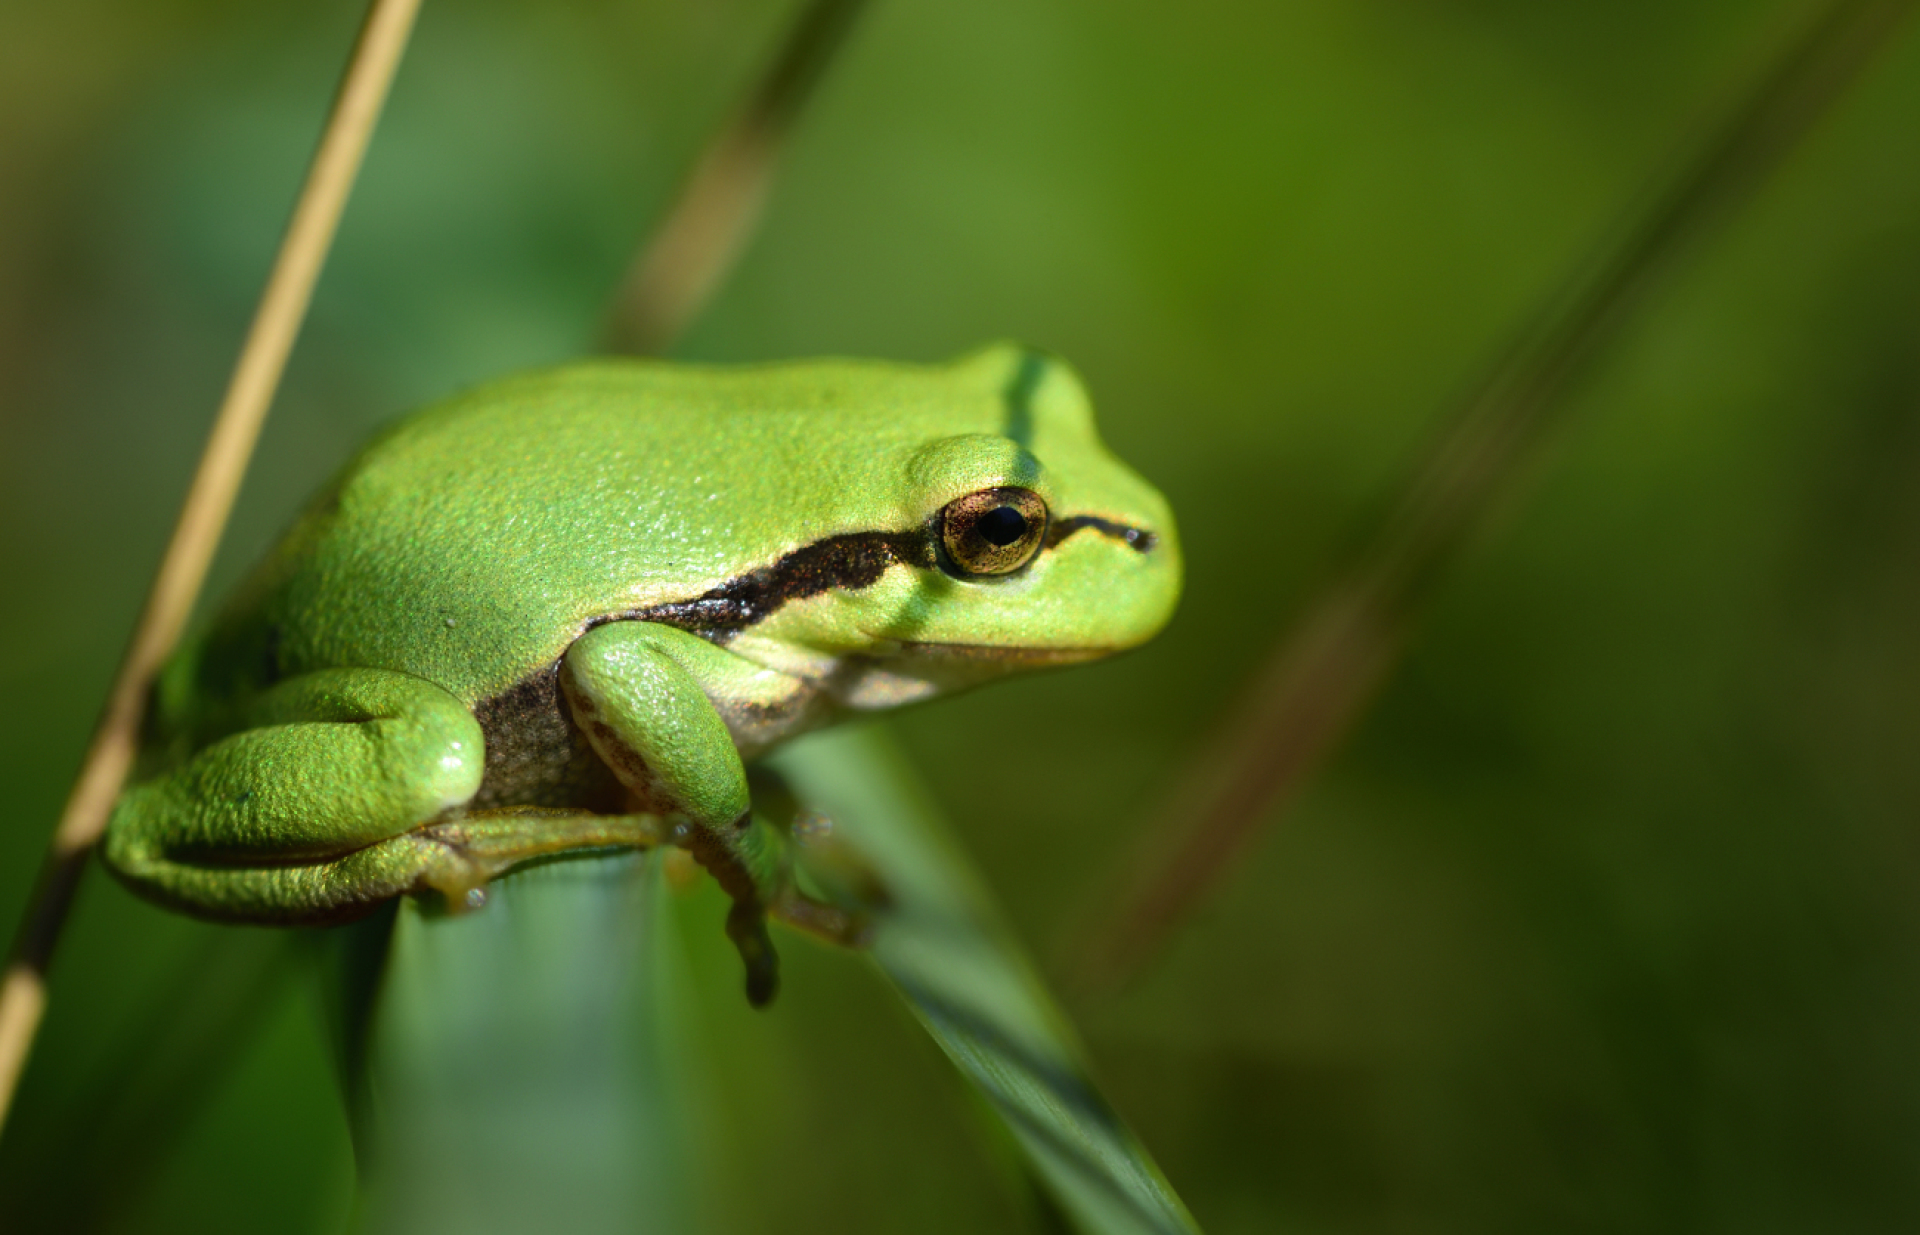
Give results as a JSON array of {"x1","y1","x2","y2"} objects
[{"x1": 976, "y1": 505, "x2": 1029, "y2": 547}]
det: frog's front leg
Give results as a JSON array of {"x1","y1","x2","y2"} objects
[
  {"x1": 561, "y1": 620, "x2": 797, "y2": 1007},
  {"x1": 104, "y1": 669, "x2": 664, "y2": 922}
]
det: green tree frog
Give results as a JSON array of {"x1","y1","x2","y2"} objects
[{"x1": 103, "y1": 345, "x2": 1180, "y2": 1003}]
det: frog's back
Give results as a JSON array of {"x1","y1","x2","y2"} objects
[{"x1": 172, "y1": 352, "x2": 1046, "y2": 722}]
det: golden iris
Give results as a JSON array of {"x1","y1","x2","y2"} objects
[{"x1": 938, "y1": 487, "x2": 1049, "y2": 577}]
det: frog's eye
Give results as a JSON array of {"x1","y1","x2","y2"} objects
[{"x1": 938, "y1": 487, "x2": 1049, "y2": 578}]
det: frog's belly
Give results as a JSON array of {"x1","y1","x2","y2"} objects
[
  {"x1": 468, "y1": 655, "x2": 830, "y2": 812},
  {"x1": 469, "y1": 662, "x2": 618, "y2": 811}
]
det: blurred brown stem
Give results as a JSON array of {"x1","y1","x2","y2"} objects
[
  {"x1": 0, "y1": 0, "x2": 422, "y2": 1136},
  {"x1": 1064, "y1": 0, "x2": 1919, "y2": 997},
  {"x1": 603, "y1": 0, "x2": 871, "y2": 354}
]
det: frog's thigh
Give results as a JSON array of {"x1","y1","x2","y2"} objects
[{"x1": 104, "y1": 668, "x2": 487, "y2": 922}]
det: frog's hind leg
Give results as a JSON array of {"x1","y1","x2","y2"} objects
[
  {"x1": 111, "y1": 809, "x2": 671, "y2": 926},
  {"x1": 401, "y1": 808, "x2": 671, "y2": 911},
  {"x1": 104, "y1": 668, "x2": 666, "y2": 924}
]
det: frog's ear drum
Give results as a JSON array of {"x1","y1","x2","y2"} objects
[{"x1": 938, "y1": 487, "x2": 1049, "y2": 578}]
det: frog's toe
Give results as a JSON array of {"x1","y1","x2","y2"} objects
[
  {"x1": 725, "y1": 900, "x2": 780, "y2": 1008},
  {"x1": 408, "y1": 837, "x2": 491, "y2": 914},
  {"x1": 786, "y1": 809, "x2": 893, "y2": 918},
  {"x1": 770, "y1": 889, "x2": 874, "y2": 949}
]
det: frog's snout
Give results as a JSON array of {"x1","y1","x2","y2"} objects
[{"x1": 1066, "y1": 502, "x2": 1181, "y2": 652}]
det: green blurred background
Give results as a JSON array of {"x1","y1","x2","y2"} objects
[{"x1": 3, "y1": 0, "x2": 1919, "y2": 1230}]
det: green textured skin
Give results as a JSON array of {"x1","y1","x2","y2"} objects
[
  {"x1": 168, "y1": 343, "x2": 1177, "y2": 710},
  {"x1": 103, "y1": 344, "x2": 1181, "y2": 984}
]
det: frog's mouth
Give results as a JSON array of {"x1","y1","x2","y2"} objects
[
  {"x1": 821, "y1": 642, "x2": 1115, "y2": 711},
  {"x1": 890, "y1": 641, "x2": 1112, "y2": 666}
]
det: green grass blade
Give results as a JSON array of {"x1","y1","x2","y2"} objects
[
  {"x1": 328, "y1": 851, "x2": 697, "y2": 1235},
  {"x1": 0, "y1": 926, "x2": 295, "y2": 1232},
  {"x1": 769, "y1": 726, "x2": 1201, "y2": 1235}
]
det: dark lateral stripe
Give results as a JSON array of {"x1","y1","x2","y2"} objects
[
  {"x1": 623, "y1": 528, "x2": 936, "y2": 634},
  {"x1": 1046, "y1": 515, "x2": 1156, "y2": 554},
  {"x1": 608, "y1": 511, "x2": 1155, "y2": 639}
]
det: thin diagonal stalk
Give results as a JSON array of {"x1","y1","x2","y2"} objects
[
  {"x1": 0, "y1": 0, "x2": 423, "y2": 1134},
  {"x1": 603, "y1": 0, "x2": 871, "y2": 354},
  {"x1": 1065, "y1": 0, "x2": 1919, "y2": 996},
  {"x1": 0, "y1": 0, "x2": 870, "y2": 1189}
]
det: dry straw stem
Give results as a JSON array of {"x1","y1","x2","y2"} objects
[
  {"x1": 0, "y1": 0, "x2": 870, "y2": 1144},
  {"x1": 0, "y1": 0, "x2": 423, "y2": 1132},
  {"x1": 1067, "y1": 0, "x2": 1920, "y2": 996},
  {"x1": 603, "y1": 0, "x2": 870, "y2": 355}
]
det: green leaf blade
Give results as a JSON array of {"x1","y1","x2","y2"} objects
[
  {"x1": 333, "y1": 851, "x2": 699, "y2": 1235},
  {"x1": 772, "y1": 726, "x2": 1202, "y2": 1235}
]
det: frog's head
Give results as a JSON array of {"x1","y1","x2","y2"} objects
[{"x1": 731, "y1": 344, "x2": 1181, "y2": 709}]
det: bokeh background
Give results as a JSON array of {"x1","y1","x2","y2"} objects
[{"x1": 3, "y1": 0, "x2": 1920, "y2": 1230}]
